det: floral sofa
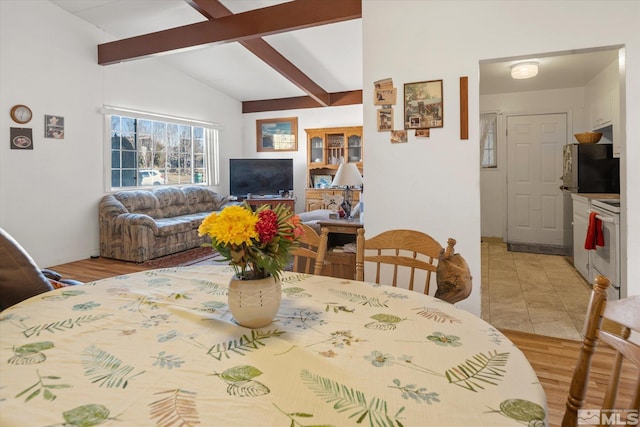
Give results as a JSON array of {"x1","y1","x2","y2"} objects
[{"x1": 99, "y1": 186, "x2": 235, "y2": 263}]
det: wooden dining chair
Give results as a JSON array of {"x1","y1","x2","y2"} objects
[
  {"x1": 355, "y1": 228, "x2": 443, "y2": 295},
  {"x1": 562, "y1": 275, "x2": 640, "y2": 427},
  {"x1": 290, "y1": 224, "x2": 329, "y2": 275}
]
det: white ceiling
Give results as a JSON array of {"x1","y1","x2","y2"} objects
[
  {"x1": 49, "y1": 0, "x2": 619, "y2": 103},
  {"x1": 479, "y1": 48, "x2": 620, "y2": 95}
]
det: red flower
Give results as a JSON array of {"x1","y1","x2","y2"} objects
[
  {"x1": 289, "y1": 215, "x2": 304, "y2": 240},
  {"x1": 256, "y1": 209, "x2": 278, "y2": 243}
]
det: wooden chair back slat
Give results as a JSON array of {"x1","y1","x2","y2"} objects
[
  {"x1": 290, "y1": 225, "x2": 329, "y2": 276},
  {"x1": 355, "y1": 228, "x2": 442, "y2": 295}
]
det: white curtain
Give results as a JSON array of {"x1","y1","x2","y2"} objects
[
  {"x1": 205, "y1": 128, "x2": 220, "y2": 186},
  {"x1": 479, "y1": 113, "x2": 496, "y2": 167}
]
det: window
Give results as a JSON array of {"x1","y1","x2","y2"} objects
[
  {"x1": 480, "y1": 113, "x2": 497, "y2": 168},
  {"x1": 108, "y1": 111, "x2": 219, "y2": 188}
]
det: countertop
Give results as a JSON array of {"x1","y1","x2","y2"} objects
[{"x1": 571, "y1": 193, "x2": 620, "y2": 200}]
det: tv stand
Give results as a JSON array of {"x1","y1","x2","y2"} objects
[{"x1": 242, "y1": 197, "x2": 295, "y2": 211}]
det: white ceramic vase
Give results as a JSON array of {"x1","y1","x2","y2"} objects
[{"x1": 227, "y1": 275, "x2": 281, "y2": 328}]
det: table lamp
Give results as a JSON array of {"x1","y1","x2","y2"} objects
[{"x1": 331, "y1": 163, "x2": 363, "y2": 218}]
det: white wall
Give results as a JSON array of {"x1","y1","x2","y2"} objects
[
  {"x1": 242, "y1": 105, "x2": 363, "y2": 213},
  {"x1": 0, "y1": 0, "x2": 242, "y2": 267},
  {"x1": 480, "y1": 87, "x2": 586, "y2": 239},
  {"x1": 362, "y1": 0, "x2": 640, "y2": 316}
]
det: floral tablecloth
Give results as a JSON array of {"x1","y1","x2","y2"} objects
[{"x1": 0, "y1": 266, "x2": 547, "y2": 426}]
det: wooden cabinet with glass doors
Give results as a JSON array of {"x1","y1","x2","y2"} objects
[{"x1": 305, "y1": 126, "x2": 363, "y2": 211}]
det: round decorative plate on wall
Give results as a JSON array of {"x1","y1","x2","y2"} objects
[{"x1": 10, "y1": 104, "x2": 33, "y2": 124}]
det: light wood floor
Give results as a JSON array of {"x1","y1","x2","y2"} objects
[{"x1": 47, "y1": 256, "x2": 638, "y2": 427}]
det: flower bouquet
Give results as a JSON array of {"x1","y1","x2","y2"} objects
[
  {"x1": 198, "y1": 203, "x2": 303, "y2": 281},
  {"x1": 199, "y1": 202, "x2": 303, "y2": 327}
]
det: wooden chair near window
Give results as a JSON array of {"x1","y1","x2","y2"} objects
[
  {"x1": 355, "y1": 228, "x2": 443, "y2": 295},
  {"x1": 562, "y1": 275, "x2": 640, "y2": 427},
  {"x1": 290, "y1": 224, "x2": 329, "y2": 275}
]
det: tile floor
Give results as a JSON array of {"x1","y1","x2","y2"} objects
[{"x1": 480, "y1": 239, "x2": 592, "y2": 341}]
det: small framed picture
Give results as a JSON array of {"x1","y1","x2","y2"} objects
[
  {"x1": 45, "y1": 115, "x2": 64, "y2": 139},
  {"x1": 390, "y1": 130, "x2": 408, "y2": 144},
  {"x1": 377, "y1": 108, "x2": 393, "y2": 132},
  {"x1": 313, "y1": 174, "x2": 333, "y2": 189},
  {"x1": 10, "y1": 128, "x2": 33, "y2": 150},
  {"x1": 404, "y1": 79, "x2": 443, "y2": 129},
  {"x1": 374, "y1": 88, "x2": 397, "y2": 106},
  {"x1": 256, "y1": 117, "x2": 298, "y2": 152}
]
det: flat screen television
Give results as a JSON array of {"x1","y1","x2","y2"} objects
[{"x1": 229, "y1": 158, "x2": 294, "y2": 197}]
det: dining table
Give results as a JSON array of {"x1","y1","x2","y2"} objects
[{"x1": 0, "y1": 265, "x2": 548, "y2": 426}]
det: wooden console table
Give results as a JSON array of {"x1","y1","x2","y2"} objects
[
  {"x1": 317, "y1": 219, "x2": 363, "y2": 280},
  {"x1": 243, "y1": 197, "x2": 295, "y2": 211}
]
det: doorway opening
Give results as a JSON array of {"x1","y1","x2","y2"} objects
[{"x1": 478, "y1": 45, "x2": 624, "y2": 338}]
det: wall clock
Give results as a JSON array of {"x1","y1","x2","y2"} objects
[{"x1": 10, "y1": 104, "x2": 33, "y2": 124}]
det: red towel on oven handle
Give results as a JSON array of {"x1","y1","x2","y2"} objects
[{"x1": 584, "y1": 211, "x2": 604, "y2": 250}]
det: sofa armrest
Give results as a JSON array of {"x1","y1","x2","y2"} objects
[
  {"x1": 99, "y1": 194, "x2": 128, "y2": 218},
  {"x1": 117, "y1": 213, "x2": 158, "y2": 233}
]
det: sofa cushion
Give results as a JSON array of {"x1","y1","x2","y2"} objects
[
  {"x1": 154, "y1": 216, "x2": 197, "y2": 237},
  {"x1": 182, "y1": 186, "x2": 229, "y2": 213},
  {"x1": 153, "y1": 187, "x2": 189, "y2": 218},
  {"x1": 0, "y1": 228, "x2": 54, "y2": 310},
  {"x1": 115, "y1": 190, "x2": 161, "y2": 218}
]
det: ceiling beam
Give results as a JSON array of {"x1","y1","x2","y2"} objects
[
  {"x1": 242, "y1": 90, "x2": 362, "y2": 114},
  {"x1": 98, "y1": 0, "x2": 361, "y2": 66},
  {"x1": 188, "y1": 0, "x2": 331, "y2": 107}
]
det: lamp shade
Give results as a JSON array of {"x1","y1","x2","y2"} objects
[
  {"x1": 331, "y1": 163, "x2": 363, "y2": 187},
  {"x1": 510, "y1": 61, "x2": 538, "y2": 79}
]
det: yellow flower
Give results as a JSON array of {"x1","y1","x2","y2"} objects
[
  {"x1": 198, "y1": 205, "x2": 258, "y2": 246},
  {"x1": 199, "y1": 203, "x2": 302, "y2": 280}
]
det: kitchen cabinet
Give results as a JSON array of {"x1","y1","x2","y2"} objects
[
  {"x1": 572, "y1": 195, "x2": 590, "y2": 280},
  {"x1": 611, "y1": 87, "x2": 621, "y2": 158},
  {"x1": 584, "y1": 58, "x2": 621, "y2": 157},
  {"x1": 589, "y1": 92, "x2": 612, "y2": 130}
]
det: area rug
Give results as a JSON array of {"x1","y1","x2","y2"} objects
[{"x1": 143, "y1": 247, "x2": 226, "y2": 268}]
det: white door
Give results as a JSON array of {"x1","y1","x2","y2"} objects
[{"x1": 507, "y1": 114, "x2": 566, "y2": 245}]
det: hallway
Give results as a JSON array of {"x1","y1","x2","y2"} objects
[{"x1": 480, "y1": 239, "x2": 591, "y2": 341}]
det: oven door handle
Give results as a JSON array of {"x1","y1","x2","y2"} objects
[{"x1": 588, "y1": 210, "x2": 616, "y2": 223}]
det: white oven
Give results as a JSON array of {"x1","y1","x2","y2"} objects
[{"x1": 589, "y1": 199, "x2": 621, "y2": 300}]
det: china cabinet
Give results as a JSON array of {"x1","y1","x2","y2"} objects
[{"x1": 305, "y1": 126, "x2": 363, "y2": 211}]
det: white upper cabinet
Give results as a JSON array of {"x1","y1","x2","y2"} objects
[
  {"x1": 585, "y1": 59, "x2": 621, "y2": 157},
  {"x1": 589, "y1": 91, "x2": 612, "y2": 129}
]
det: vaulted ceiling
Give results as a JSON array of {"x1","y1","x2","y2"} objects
[
  {"x1": 50, "y1": 0, "x2": 363, "y2": 113},
  {"x1": 50, "y1": 0, "x2": 619, "y2": 114}
]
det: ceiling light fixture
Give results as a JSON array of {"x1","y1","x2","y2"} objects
[{"x1": 510, "y1": 61, "x2": 539, "y2": 79}]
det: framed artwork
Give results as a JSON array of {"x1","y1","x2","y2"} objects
[
  {"x1": 256, "y1": 117, "x2": 298, "y2": 152},
  {"x1": 404, "y1": 80, "x2": 443, "y2": 129},
  {"x1": 10, "y1": 127, "x2": 33, "y2": 150},
  {"x1": 377, "y1": 108, "x2": 393, "y2": 132},
  {"x1": 313, "y1": 174, "x2": 333, "y2": 189},
  {"x1": 45, "y1": 115, "x2": 64, "y2": 139}
]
